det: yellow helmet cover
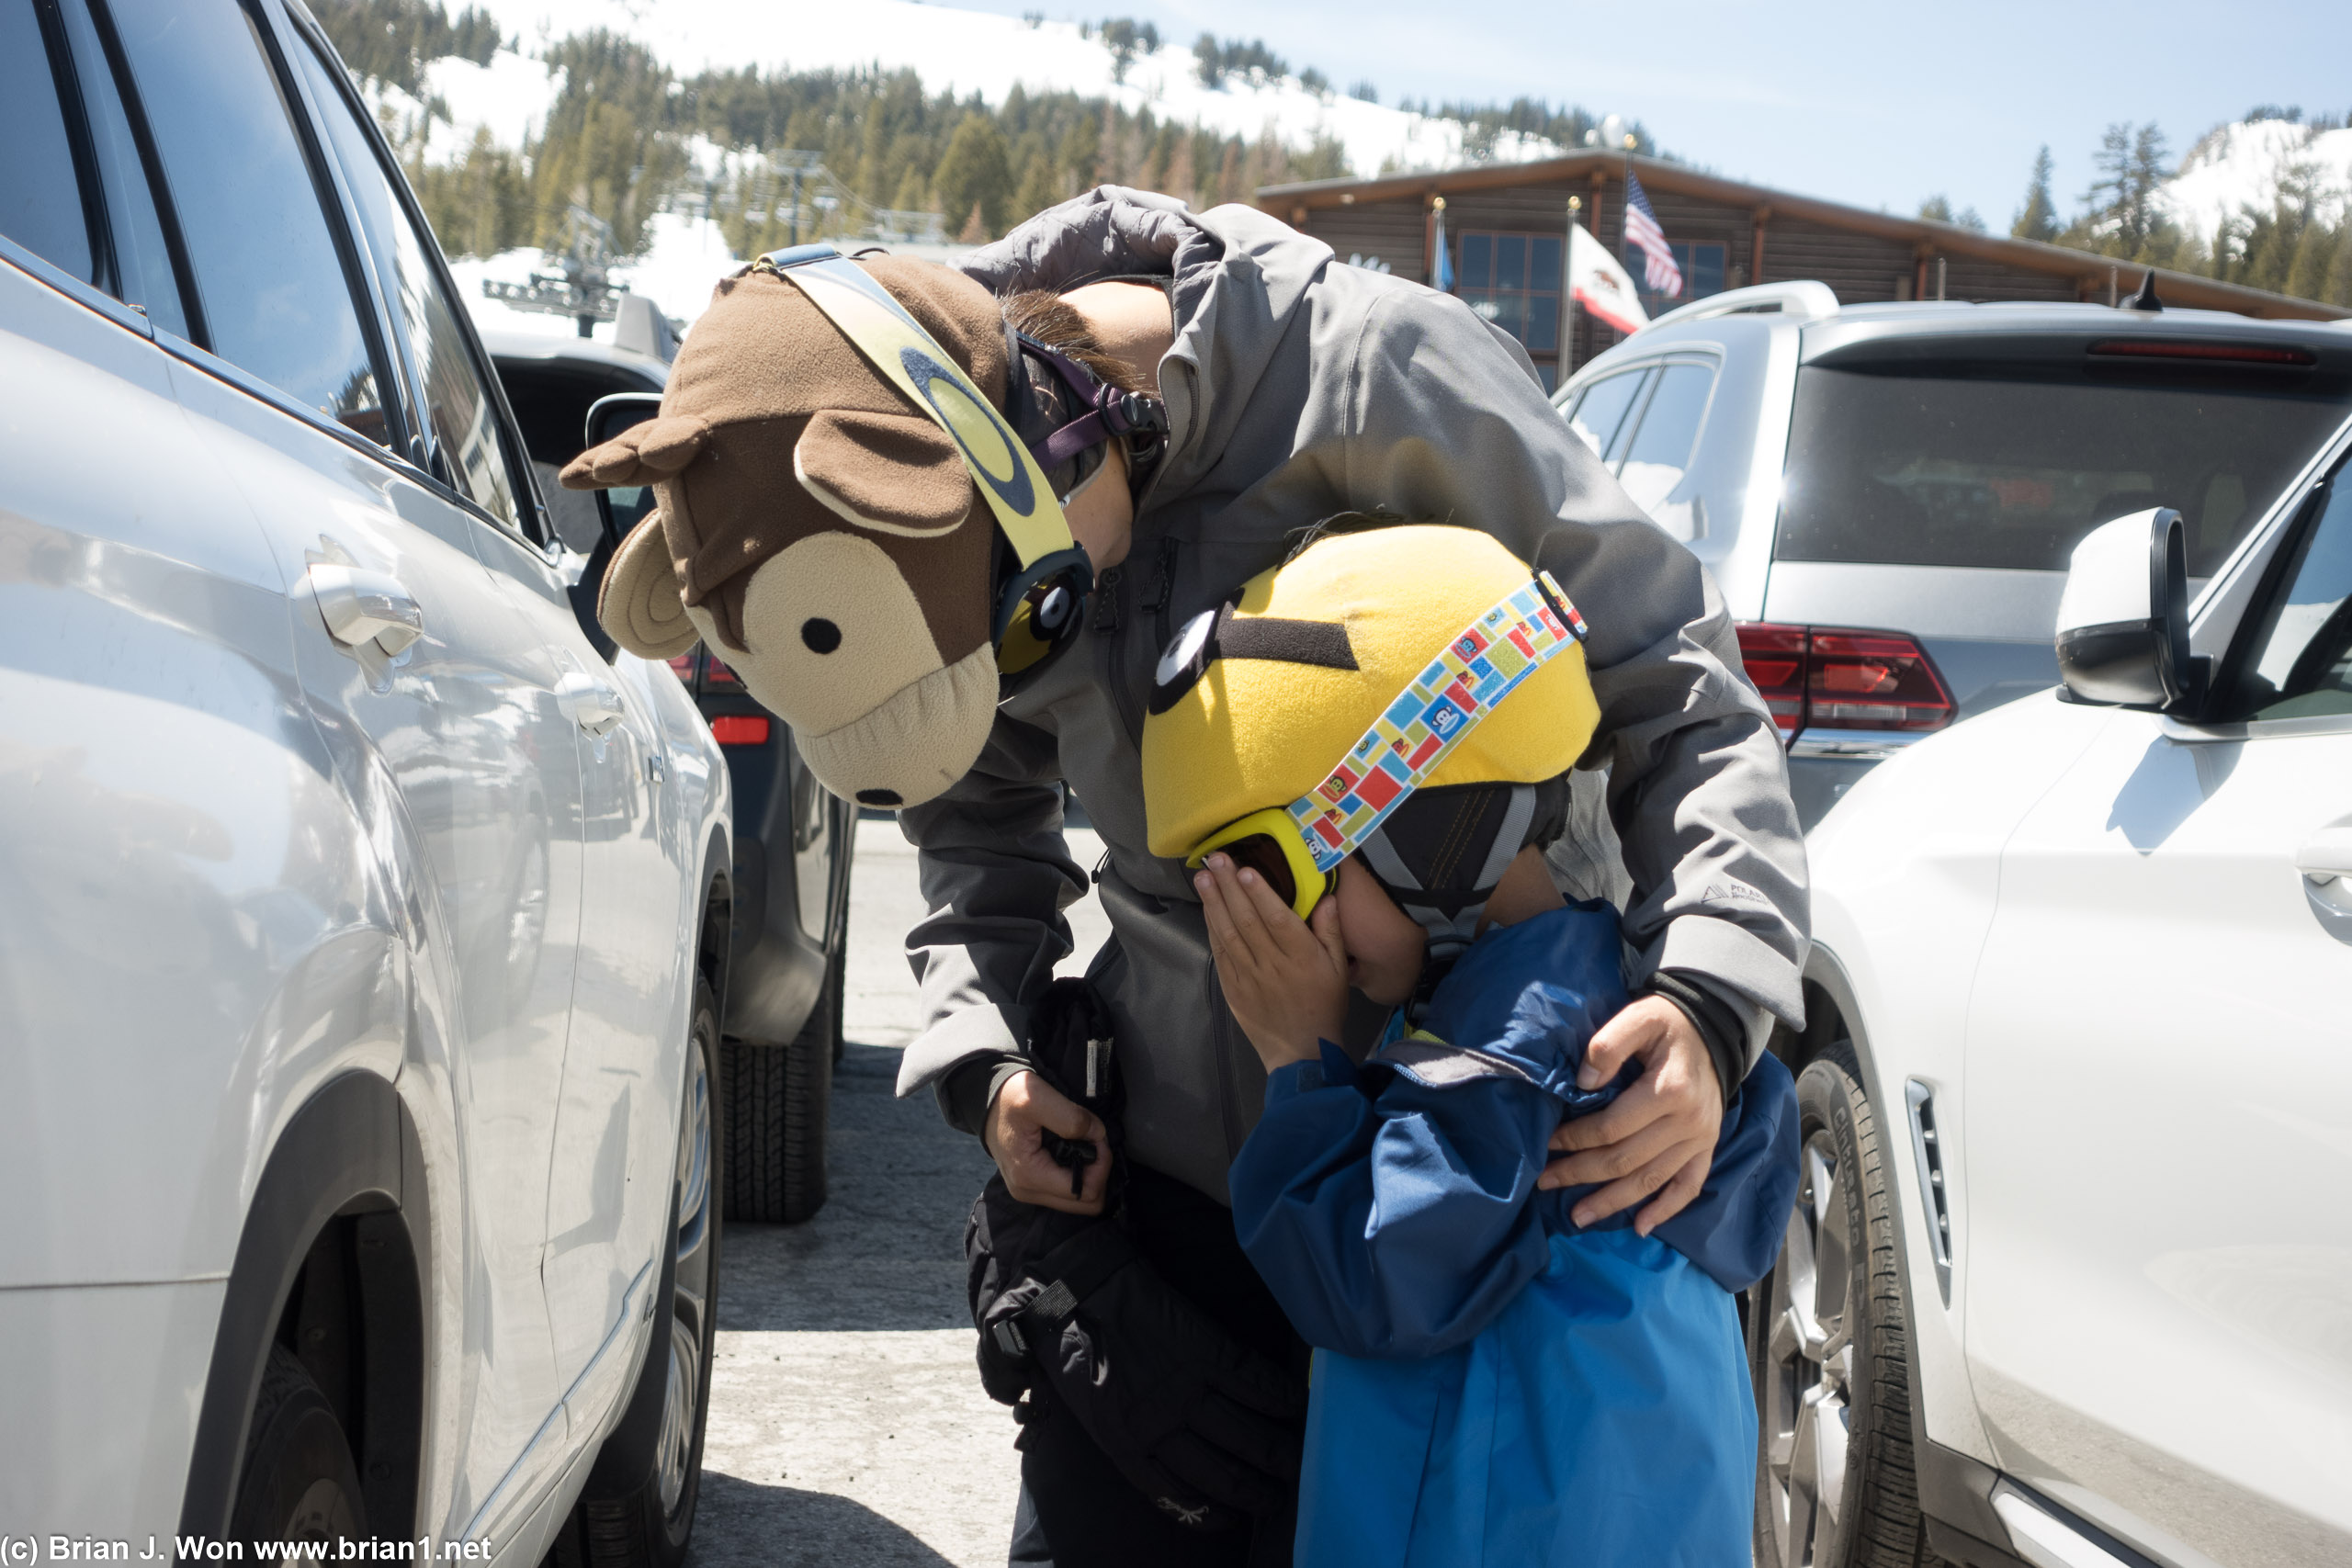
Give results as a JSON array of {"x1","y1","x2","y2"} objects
[{"x1": 1142, "y1": 525, "x2": 1601, "y2": 864}]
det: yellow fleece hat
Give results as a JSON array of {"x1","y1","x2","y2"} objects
[{"x1": 1142, "y1": 524, "x2": 1600, "y2": 863}]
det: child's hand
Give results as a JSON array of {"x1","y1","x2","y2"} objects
[{"x1": 1195, "y1": 852, "x2": 1348, "y2": 1072}]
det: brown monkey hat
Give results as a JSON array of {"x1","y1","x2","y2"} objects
[{"x1": 560, "y1": 256, "x2": 1008, "y2": 809}]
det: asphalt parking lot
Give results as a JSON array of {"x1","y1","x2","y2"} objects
[{"x1": 694, "y1": 818, "x2": 1110, "y2": 1568}]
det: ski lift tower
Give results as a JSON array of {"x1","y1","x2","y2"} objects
[
  {"x1": 481, "y1": 205, "x2": 623, "y2": 338},
  {"x1": 775, "y1": 151, "x2": 826, "y2": 246}
]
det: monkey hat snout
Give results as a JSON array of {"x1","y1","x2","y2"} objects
[{"x1": 560, "y1": 256, "x2": 1009, "y2": 810}]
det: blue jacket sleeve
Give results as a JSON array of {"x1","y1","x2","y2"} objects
[{"x1": 1229, "y1": 1042, "x2": 1559, "y2": 1359}]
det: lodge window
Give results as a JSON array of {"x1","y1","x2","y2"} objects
[
  {"x1": 1453, "y1": 230, "x2": 1564, "y2": 390},
  {"x1": 1623, "y1": 240, "x2": 1728, "y2": 319}
]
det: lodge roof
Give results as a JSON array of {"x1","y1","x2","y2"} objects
[{"x1": 1258, "y1": 151, "x2": 2349, "y2": 323}]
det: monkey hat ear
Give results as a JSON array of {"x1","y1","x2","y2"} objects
[
  {"x1": 598, "y1": 513, "x2": 699, "y2": 658},
  {"x1": 560, "y1": 414, "x2": 711, "y2": 490}
]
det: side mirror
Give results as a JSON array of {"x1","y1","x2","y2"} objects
[
  {"x1": 2054, "y1": 507, "x2": 2202, "y2": 710},
  {"x1": 569, "y1": 393, "x2": 664, "y2": 663},
  {"x1": 585, "y1": 392, "x2": 665, "y2": 548}
]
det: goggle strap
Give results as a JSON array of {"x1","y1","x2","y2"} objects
[
  {"x1": 1012, "y1": 333, "x2": 1170, "y2": 472},
  {"x1": 1285, "y1": 574, "x2": 1586, "y2": 875},
  {"x1": 759, "y1": 246, "x2": 1075, "y2": 573}
]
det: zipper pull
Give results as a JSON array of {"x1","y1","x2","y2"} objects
[
  {"x1": 1143, "y1": 537, "x2": 1177, "y2": 615},
  {"x1": 1092, "y1": 565, "x2": 1123, "y2": 633}
]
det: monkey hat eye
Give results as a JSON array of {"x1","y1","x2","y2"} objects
[{"x1": 703, "y1": 533, "x2": 1001, "y2": 814}]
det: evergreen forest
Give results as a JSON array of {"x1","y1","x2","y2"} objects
[
  {"x1": 319, "y1": 0, "x2": 2352, "y2": 310},
  {"x1": 1971, "y1": 111, "x2": 2352, "y2": 306}
]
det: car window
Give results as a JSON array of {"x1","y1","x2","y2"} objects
[
  {"x1": 1566, "y1": 367, "x2": 1650, "y2": 464},
  {"x1": 1779, "y1": 364, "x2": 2350, "y2": 575},
  {"x1": 57, "y1": 0, "x2": 191, "y2": 336},
  {"x1": 291, "y1": 35, "x2": 520, "y2": 529},
  {"x1": 2220, "y1": 472, "x2": 2352, "y2": 722},
  {"x1": 0, "y1": 1, "x2": 98, "y2": 286},
  {"x1": 107, "y1": 0, "x2": 388, "y2": 447},
  {"x1": 1616, "y1": 360, "x2": 1715, "y2": 511}
]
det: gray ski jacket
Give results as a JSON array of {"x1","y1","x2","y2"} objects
[{"x1": 893, "y1": 188, "x2": 1808, "y2": 1204}]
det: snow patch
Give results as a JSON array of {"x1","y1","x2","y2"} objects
[
  {"x1": 458, "y1": 0, "x2": 1556, "y2": 179},
  {"x1": 422, "y1": 49, "x2": 555, "y2": 153},
  {"x1": 2160, "y1": 119, "x2": 2352, "y2": 238}
]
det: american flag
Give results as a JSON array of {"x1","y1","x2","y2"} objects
[{"x1": 1623, "y1": 169, "x2": 1683, "y2": 297}]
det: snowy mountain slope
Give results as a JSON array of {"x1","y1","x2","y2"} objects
[
  {"x1": 411, "y1": 0, "x2": 1557, "y2": 184},
  {"x1": 382, "y1": 0, "x2": 1569, "y2": 339},
  {"x1": 2159, "y1": 118, "x2": 2352, "y2": 237}
]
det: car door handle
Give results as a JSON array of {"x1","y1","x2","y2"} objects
[
  {"x1": 310, "y1": 562, "x2": 423, "y2": 657},
  {"x1": 556, "y1": 671, "x2": 626, "y2": 738},
  {"x1": 2295, "y1": 825, "x2": 2352, "y2": 885}
]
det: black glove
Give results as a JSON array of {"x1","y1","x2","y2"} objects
[
  {"x1": 968, "y1": 1172, "x2": 1096, "y2": 1405},
  {"x1": 1013, "y1": 1220, "x2": 1306, "y2": 1532},
  {"x1": 965, "y1": 980, "x2": 1303, "y2": 1530}
]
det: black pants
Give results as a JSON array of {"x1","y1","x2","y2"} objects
[{"x1": 1006, "y1": 1164, "x2": 1308, "y2": 1568}]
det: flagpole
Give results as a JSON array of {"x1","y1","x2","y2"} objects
[{"x1": 1565, "y1": 194, "x2": 1582, "y2": 373}]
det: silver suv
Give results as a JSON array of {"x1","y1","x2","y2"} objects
[
  {"x1": 2, "y1": 0, "x2": 730, "y2": 1559},
  {"x1": 1554, "y1": 281, "x2": 2352, "y2": 824}
]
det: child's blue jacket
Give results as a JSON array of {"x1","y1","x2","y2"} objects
[{"x1": 1228, "y1": 901, "x2": 1800, "y2": 1567}]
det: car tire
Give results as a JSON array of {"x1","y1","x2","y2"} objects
[
  {"x1": 722, "y1": 931, "x2": 837, "y2": 1224},
  {"x1": 562, "y1": 978, "x2": 723, "y2": 1568},
  {"x1": 230, "y1": 1344, "x2": 368, "y2": 1547},
  {"x1": 1749, "y1": 1043, "x2": 1944, "y2": 1568}
]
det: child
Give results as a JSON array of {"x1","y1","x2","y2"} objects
[{"x1": 1140, "y1": 523, "x2": 1799, "y2": 1567}]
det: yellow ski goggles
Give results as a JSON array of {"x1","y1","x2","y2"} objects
[
  {"x1": 1181, "y1": 572, "x2": 1587, "y2": 922},
  {"x1": 1186, "y1": 807, "x2": 1340, "y2": 920},
  {"x1": 758, "y1": 243, "x2": 1093, "y2": 678}
]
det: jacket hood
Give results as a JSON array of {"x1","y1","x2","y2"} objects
[{"x1": 956, "y1": 187, "x2": 1335, "y2": 511}]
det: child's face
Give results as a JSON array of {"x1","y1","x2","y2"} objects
[{"x1": 1329, "y1": 858, "x2": 1427, "y2": 1006}]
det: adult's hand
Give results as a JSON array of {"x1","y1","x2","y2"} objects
[
  {"x1": 1537, "y1": 995, "x2": 1722, "y2": 1235},
  {"x1": 984, "y1": 1068, "x2": 1110, "y2": 1215}
]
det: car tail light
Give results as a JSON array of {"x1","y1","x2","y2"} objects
[
  {"x1": 1734, "y1": 623, "x2": 1809, "y2": 739},
  {"x1": 2089, "y1": 338, "x2": 2315, "y2": 367},
  {"x1": 709, "y1": 715, "x2": 770, "y2": 746},
  {"x1": 704, "y1": 656, "x2": 741, "y2": 687},
  {"x1": 666, "y1": 651, "x2": 699, "y2": 686},
  {"x1": 1808, "y1": 630, "x2": 1954, "y2": 728},
  {"x1": 1735, "y1": 623, "x2": 1954, "y2": 742}
]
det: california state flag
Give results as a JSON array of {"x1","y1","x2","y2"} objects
[{"x1": 1569, "y1": 220, "x2": 1648, "y2": 334}]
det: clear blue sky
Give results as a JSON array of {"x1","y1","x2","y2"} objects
[{"x1": 944, "y1": 0, "x2": 2352, "y2": 227}]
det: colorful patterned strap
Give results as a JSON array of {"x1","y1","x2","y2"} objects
[
  {"x1": 755, "y1": 243, "x2": 1078, "y2": 572},
  {"x1": 1286, "y1": 573, "x2": 1588, "y2": 874}
]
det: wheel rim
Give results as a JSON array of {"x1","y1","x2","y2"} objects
[
  {"x1": 1760, "y1": 1129, "x2": 1856, "y2": 1568},
  {"x1": 656, "y1": 1031, "x2": 714, "y2": 1516}
]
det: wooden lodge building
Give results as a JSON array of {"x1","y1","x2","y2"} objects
[{"x1": 1258, "y1": 152, "x2": 2350, "y2": 392}]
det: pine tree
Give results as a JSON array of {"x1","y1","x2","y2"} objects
[
  {"x1": 2079, "y1": 121, "x2": 2174, "y2": 259},
  {"x1": 933, "y1": 112, "x2": 1014, "y2": 237},
  {"x1": 2326, "y1": 223, "x2": 2352, "y2": 307},
  {"x1": 2012, "y1": 145, "x2": 2058, "y2": 242},
  {"x1": 889, "y1": 165, "x2": 931, "y2": 216},
  {"x1": 2285, "y1": 215, "x2": 2330, "y2": 302},
  {"x1": 1060, "y1": 111, "x2": 1102, "y2": 191},
  {"x1": 1014, "y1": 142, "x2": 1064, "y2": 227}
]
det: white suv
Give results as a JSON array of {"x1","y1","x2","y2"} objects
[
  {"x1": 1763, "y1": 408, "x2": 2352, "y2": 1566},
  {"x1": 1, "y1": 0, "x2": 730, "y2": 1562},
  {"x1": 1554, "y1": 282, "x2": 2352, "y2": 829}
]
